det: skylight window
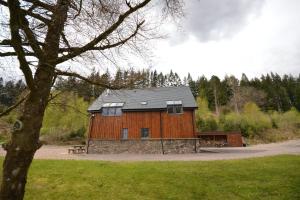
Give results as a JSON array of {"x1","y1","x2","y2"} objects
[
  {"x1": 102, "y1": 103, "x2": 111, "y2": 107},
  {"x1": 102, "y1": 102, "x2": 124, "y2": 107},
  {"x1": 140, "y1": 101, "x2": 147, "y2": 105},
  {"x1": 166, "y1": 100, "x2": 182, "y2": 105}
]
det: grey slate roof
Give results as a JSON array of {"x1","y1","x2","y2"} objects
[{"x1": 88, "y1": 86, "x2": 197, "y2": 112}]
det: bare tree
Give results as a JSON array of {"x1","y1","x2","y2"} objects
[
  {"x1": 0, "y1": 0, "x2": 183, "y2": 199},
  {"x1": 230, "y1": 86, "x2": 267, "y2": 111},
  {"x1": 210, "y1": 76, "x2": 221, "y2": 116},
  {"x1": 226, "y1": 75, "x2": 240, "y2": 114}
]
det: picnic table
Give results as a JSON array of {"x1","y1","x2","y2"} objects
[{"x1": 68, "y1": 145, "x2": 86, "y2": 154}]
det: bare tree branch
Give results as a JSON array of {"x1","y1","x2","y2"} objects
[
  {"x1": 55, "y1": 0, "x2": 151, "y2": 64},
  {"x1": 47, "y1": 91, "x2": 62, "y2": 103},
  {"x1": 0, "y1": 92, "x2": 29, "y2": 118},
  {"x1": 18, "y1": 11, "x2": 45, "y2": 59},
  {"x1": 6, "y1": 0, "x2": 36, "y2": 90},
  {"x1": 55, "y1": 69, "x2": 118, "y2": 89},
  {"x1": 60, "y1": 32, "x2": 71, "y2": 49},
  {"x1": 0, "y1": 51, "x2": 35, "y2": 56},
  {"x1": 0, "y1": 0, "x2": 51, "y2": 24},
  {"x1": 126, "y1": 1, "x2": 133, "y2": 9},
  {"x1": 49, "y1": 102, "x2": 88, "y2": 116},
  {"x1": 72, "y1": 0, "x2": 82, "y2": 19},
  {"x1": 0, "y1": 39, "x2": 44, "y2": 47},
  {"x1": 23, "y1": 0, "x2": 55, "y2": 11},
  {"x1": 58, "y1": 20, "x2": 145, "y2": 53}
]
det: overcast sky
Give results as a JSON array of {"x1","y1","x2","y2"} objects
[
  {"x1": 1, "y1": 0, "x2": 300, "y2": 81},
  {"x1": 147, "y1": 0, "x2": 300, "y2": 79}
]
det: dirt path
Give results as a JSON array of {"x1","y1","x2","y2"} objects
[{"x1": 0, "y1": 139, "x2": 299, "y2": 161}]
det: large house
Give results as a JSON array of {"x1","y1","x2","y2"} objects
[{"x1": 87, "y1": 86, "x2": 199, "y2": 153}]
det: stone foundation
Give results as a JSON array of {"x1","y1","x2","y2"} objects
[{"x1": 87, "y1": 139, "x2": 201, "y2": 154}]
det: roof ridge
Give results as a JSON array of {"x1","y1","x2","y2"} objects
[{"x1": 108, "y1": 85, "x2": 189, "y2": 92}]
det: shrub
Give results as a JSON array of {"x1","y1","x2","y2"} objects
[
  {"x1": 69, "y1": 127, "x2": 86, "y2": 139},
  {"x1": 197, "y1": 116, "x2": 218, "y2": 131},
  {"x1": 277, "y1": 108, "x2": 300, "y2": 130},
  {"x1": 195, "y1": 97, "x2": 211, "y2": 117},
  {"x1": 269, "y1": 111, "x2": 280, "y2": 128},
  {"x1": 240, "y1": 102, "x2": 272, "y2": 137},
  {"x1": 220, "y1": 102, "x2": 272, "y2": 137},
  {"x1": 195, "y1": 97, "x2": 218, "y2": 131},
  {"x1": 221, "y1": 112, "x2": 241, "y2": 132}
]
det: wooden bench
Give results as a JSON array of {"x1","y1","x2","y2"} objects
[{"x1": 68, "y1": 145, "x2": 86, "y2": 154}]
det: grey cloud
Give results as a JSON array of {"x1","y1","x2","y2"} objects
[{"x1": 182, "y1": 0, "x2": 265, "y2": 41}]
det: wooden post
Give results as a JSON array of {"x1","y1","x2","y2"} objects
[
  {"x1": 192, "y1": 109, "x2": 196, "y2": 135},
  {"x1": 86, "y1": 114, "x2": 94, "y2": 154},
  {"x1": 192, "y1": 110, "x2": 197, "y2": 153},
  {"x1": 160, "y1": 111, "x2": 164, "y2": 154}
]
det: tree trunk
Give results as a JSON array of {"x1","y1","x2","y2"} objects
[
  {"x1": 233, "y1": 91, "x2": 239, "y2": 114},
  {"x1": 213, "y1": 86, "x2": 219, "y2": 116},
  {"x1": 0, "y1": 71, "x2": 53, "y2": 199},
  {"x1": 1, "y1": 0, "x2": 69, "y2": 198},
  {"x1": 0, "y1": 147, "x2": 36, "y2": 200}
]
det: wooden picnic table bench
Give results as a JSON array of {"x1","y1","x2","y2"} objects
[{"x1": 68, "y1": 145, "x2": 86, "y2": 154}]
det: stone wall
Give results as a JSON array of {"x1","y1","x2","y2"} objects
[
  {"x1": 162, "y1": 139, "x2": 197, "y2": 154},
  {"x1": 87, "y1": 139, "x2": 201, "y2": 154}
]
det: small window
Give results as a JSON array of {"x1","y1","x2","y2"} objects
[
  {"x1": 141, "y1": 128, "x2": 149, "y2": 139},
  {"x1": 167, "y1": 106, "x2": 174, "y2": 114},
  {"x1": 115, "y1": 107, "x2": 122, "y2": 116},
  {"x1": 102, "y1": 107, "x2": 109, "y2": 115},
  {"x1": 175, "y1": 105, "x2": 183, "y2": 113},
  {"x1": 121, "y1": 128, "x2": 128, "y2": 140},
  {"x1": 167, "y1": 105, "x2": 183, "y2": 114},
  {"x1": 109, "y1": 107, "x2": 116, "y2": 115}
]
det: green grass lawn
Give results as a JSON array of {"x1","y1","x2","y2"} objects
[{"x1": 1, "y1": 155, "x2": 300, "y2": 200}]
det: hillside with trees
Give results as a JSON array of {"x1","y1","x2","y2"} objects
[{"x1": 1, "y1": 70, "x2": 300, "y2": 144}]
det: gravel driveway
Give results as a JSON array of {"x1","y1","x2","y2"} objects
[{"x1": 1, "y1": 139, "x2": 299, "y2": 161}]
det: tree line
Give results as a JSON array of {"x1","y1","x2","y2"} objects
[
  {"x1": 1, "y1": 70, "x2": 299, "y2": 113},
  {"x1": 53, "y1": 69, "x2": 300, "y2": 112}
]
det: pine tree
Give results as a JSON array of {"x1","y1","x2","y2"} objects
[
  {"x1": 174, "y1": 72, "x2": 182, "y2": 86},
  {"x1": 113, "y1": 68, "x2": 123, "y2": 87},
  {"x1": 240, "y1": 73, "x2": 250, "y2": 87},
  {"x1": 157, "y1": 72, "x2": 165, "y2": 87},
  {"x1": 151, "y1": 70, "x2": 158, "y2": 87},
  {"x1": 186, "y1": 73, "x2": 198, "y2": 97}
]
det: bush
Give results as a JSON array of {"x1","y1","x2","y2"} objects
[
  {"x1": 221, "y1": 112, "x2": 241, "y2": 132},
  {"x1": 195, "y1": 97, "x2": 219, "y2": 131},
  {"x1": 220, "y1": 102, "x2": 272, "y2": 137},
  {"x1": 240, "y1": 102, "x2": 272, "y2": 137},
  {"x1": 197, "y1": 116, "x2": 218, "y2": 131},
  {"x1": 69, "y1": 127, "x2": 86, "y2": 139},
  {"x1": 277, "y1": 108, "x2": 300, "y2": 130},
  {"x1": 269, "y1": 111, "x2": 280, "y2": 128}
]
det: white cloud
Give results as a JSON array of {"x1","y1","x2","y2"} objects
[{"x1": 149, "y1": 0, "x2": 300, "y2": 79}]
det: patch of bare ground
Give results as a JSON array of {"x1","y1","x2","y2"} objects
[{"x1": 0, "y1": 139, "x2": 299, "y2": 161}]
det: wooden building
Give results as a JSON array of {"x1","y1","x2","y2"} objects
[
  {"x1": 197, "y1": 131, "x2": 244, "y2": 147},
  {"x1": 88, "y1": 86, "x2": 198, "y2": 141}
]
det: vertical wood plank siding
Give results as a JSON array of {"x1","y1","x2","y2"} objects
[
  {"x1": 90, "y1": 110, "x2": 195, "y2": 139},
  {"x1": 227, "y1": 134, "x2": 243, "y2": 147}
]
